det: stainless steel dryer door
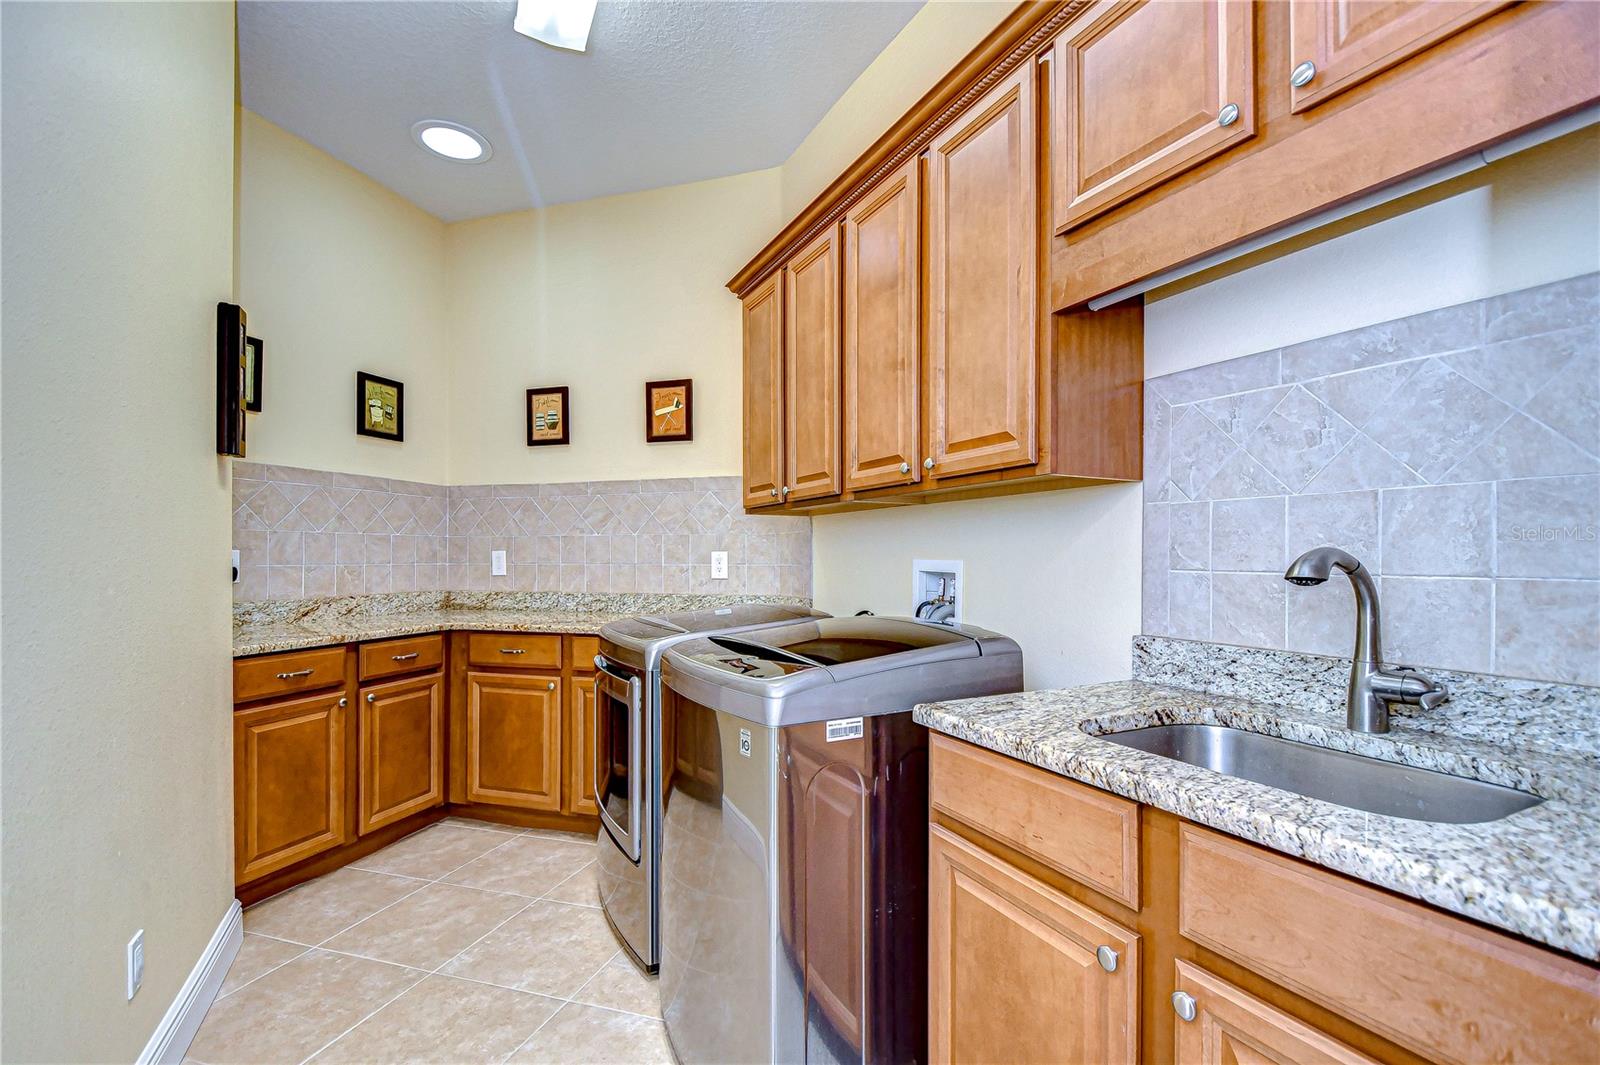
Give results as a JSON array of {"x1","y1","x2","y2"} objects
[{"x1": 594, "y1": 655, "x2": 643, "y2": 862}]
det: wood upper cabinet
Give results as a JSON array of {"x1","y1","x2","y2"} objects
[
  {"x1": 1052, "y1": 0, "x2": 1255, "y2": 233},
  {"x1": 565, "y1": 674, "x2": 599, "y2": 817},
  {"x1": 842, "y1": 158, "x2": 920, "y2": 491},
  {"x1": 783, "y1": 225, "x2": 843, "y2": 501},
  {"x1": 464, "y1": 670, "x2": 562, "y2": 811},
  {"x1": 234, "y1": 690, "x2": 348, "y2": 882},
  {"x1": 357, "y1": 671, "x2": 443, "y2": 835},
  {"x1": 1173, "y1": 961, "x2": 1377, "y2": 1065},
  {"x1": 925, "y1": 60, "x2": 1040, "y2": 480},
  {"x1": 742, "y1": 271, "x2": 785, "y2": 508},
  {"x1": 929, "y1": 824, "x2": 1139, "y2": 1065},
  {"x1": 1287, "y1": 0, "x2": 1513, "y2": 113}
]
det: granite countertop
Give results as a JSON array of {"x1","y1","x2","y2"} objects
[
  {"x1": 233, "y1": 591, "x2": 812, "y2": 657},
  {"x1": 914, "y1": 669, "x2": 1600, "y2": 961}
]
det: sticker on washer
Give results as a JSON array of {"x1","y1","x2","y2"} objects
[
  {"x1": 738, "y1": 728, "x2": 752, "y2": 757},
  {"x1": 826, "y1": 717, "x2": 864, "y2": 742}
]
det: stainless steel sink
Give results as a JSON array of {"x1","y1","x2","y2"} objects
[{"x1": 1098, "y1": 723, "x2": 1542, "y2": 824}]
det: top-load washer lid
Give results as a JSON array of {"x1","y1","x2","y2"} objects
[
  {"x1": 597, "y1": 603, "x2": 826, "y2": 673},
  {"x1": 661, "y1": 616, "x2": 1023, "y2": 728}
]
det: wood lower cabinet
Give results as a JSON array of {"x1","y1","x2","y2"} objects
[
  {"x1": 463, "y1": 671, "x2": 563, "y2": 811},
  {"x1": 565, "y1": 673, "x2": 599, "y2": 817},
  {"x1": 1051, "y1": 0, "x2": 1255, "y2": 232},
  {"x1": 930, "y1": 823, "x2": 1139, "y2": 1065},
  {"x1": 1286, "y1": 0, "x2": 1513, "y2": 113},
  {"x1": 1173, "y1": 960, "x2": 1377, "y2": 1065},
  {"x1": 741, "y1": 271, "x2": 785, "y2": 508},
  {"x1": 925, "y1": 59, "x2": 1038, "y2": 480},
  {"x1": 843, "y1": 156, "x2": 920, "y2": 492},
  {"x1": 783, "y1": 225, "x2": 843, "y2": 502},
  {"x1": 357, "y1": 671, "x2": 443, "y2": 835},
  {"x1": 233, "y1": 690, "x2": 348, "y2": 882}
]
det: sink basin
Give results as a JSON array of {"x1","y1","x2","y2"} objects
[{"x1": 1097, "y1": 723, "x2": 1542, "y2": 824}]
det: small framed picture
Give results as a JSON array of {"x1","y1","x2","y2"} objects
[
  {"x1": 244, "y1": 336, "x2": 264, "y2": 413},
  {"x1": 356, "y1": 371, "x2": 404, "y2": 441},
  {"x1": 645, "y1": 378, "x2": 693, "y2": 442},
  {"x1": 526, "y1": 386, "x2": 570, "y2": 446}
]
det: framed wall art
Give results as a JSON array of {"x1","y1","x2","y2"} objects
[
  {"x1": 645, "y1": 378, "x2": 692, "y2": 442},
  {"x1": 526, "y1": 385, "x2": 570, "y2": 446},
  {"x1": 356, "y1": 371, "x2": 404, "y2": 441},
  {"x1": 244, "y1": 336, "x2": 264, "y2": 413}
]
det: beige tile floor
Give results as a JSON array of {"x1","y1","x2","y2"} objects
[{"x1": 189, "y1": 818, "x2": 673, "y2": 1065}]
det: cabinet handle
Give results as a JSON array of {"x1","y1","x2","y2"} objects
[
  {"x1": 338, "y1": 697, "x2": 348, "y2": 708},
  {"x1": 366, "y1": 693, "x2": 376, "y2": 703},
  {"x1": 1217, "y1": 102, "x2": 1239, "y2": 127},
  {"x1": 547, "y1": 681, "x2": 557, "y2": 691},
  {"x1": 1172, "y1": 991, "x2": 1197, "y2": 1022},
  {"x1": 276, "y1": 669, "x2": 314, "y2": 679},
  {"x1": 390, "y1": 652, "x2": 419, "y2": 661},
  {"x1": 1095, "y1": 945, "x2": 1119, "y2": 973},
  {"x1": 499, "y1": 648, "x2": 526, "y2": 655},
  {"x1": 923, "y1": 457, "x2": 935, "y2": 470},
  {"x1": 899, "y1": 462, "x2": 911, "y2": 475},
  {"x1": 1290, "y1": 60, "x2": 1316, "y2": 87}
]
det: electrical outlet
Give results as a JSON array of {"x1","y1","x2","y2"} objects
[
  {"x1": 490, "y1": 549, "x2": 507, "y2": 576},
  {"x1": 711, "y1": 551, "x2": 729, "y2": 580},
  {"x1": 127, "y1": 930, "x2": 144, "y2": 1000},
  {"x1": 231, "y1": 549, "x2": 241, "y2": 584}
]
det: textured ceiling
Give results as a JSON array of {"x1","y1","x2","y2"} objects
[{"x1": 238, "y1": 1, "x2": 923, "y2": 221}]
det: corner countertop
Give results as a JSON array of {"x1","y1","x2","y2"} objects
[
  {"x1": 232, "y1": 591, "x2": 813, "y2": 657},
  {"x1": 914, "y1": 679, "x2": 1600, "y2": 961}
]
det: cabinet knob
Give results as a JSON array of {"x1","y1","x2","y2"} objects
[
  {"x1": 547, "y1": 681, "x2": 557, "y2": 691},
  {"x1": 366, "y1": 693, "x2": 376, "y2": 703},
  {"x1": 338, "y1": 697, "x2": 348, "y2": 708},
  {"x1": 1172, "y1": 991, "x2": 1197, "y2": 1023},
  {"x1": 1095, "y1": 945, "x2": 1119, "y2": 973},
  {"x1": 1217, "y1": 102, "x2": 1239, "y2": 127},
  {"x1": 780, "y1": 485, "x2": 790, "y2": 497},
  {"x1": 770, "y1": 488, "x2": 778, "y2": 497},
  {"x1": 900, "y1": 462, "x2": 911, "y2": 475},
  {"x1": 923, "y1": 457, "x2": 935, "y2": 470},
  {"x1": 1290, "y1": 60, "x2": 1316, "y2": 87}
]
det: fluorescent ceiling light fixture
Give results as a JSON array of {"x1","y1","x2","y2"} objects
[
  {"x1": 411, "y1": 120, "x2": 492, "y2": 163},
  {"x1": 514, "y1": 0, "x2": 598, "y2": 52}
]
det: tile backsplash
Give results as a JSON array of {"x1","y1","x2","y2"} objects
[
  {"x1": 234, "y1": 465, "x2": 810, "y2": 602},
  {"x1": 1143, "y1": 273, "x2": 1599, "y2": 686}
]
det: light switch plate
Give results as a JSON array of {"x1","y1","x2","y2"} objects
[
  {"x1": 127, "y1": 930, "x2": 144, "y2": 1000},
  {"x1": 491, "y1": 549, "x2": 508, "y2": 576},
  {"x1": 711, "y1": 551, "x2": 729, "y2": 579},
  {"x1": 231, "y1": 549, "x2": 241, "y2": 584}
]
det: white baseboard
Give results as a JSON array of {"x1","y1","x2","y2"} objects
[{"x1": 137, "y1": 899, "x2": 243, "y2": 1065}]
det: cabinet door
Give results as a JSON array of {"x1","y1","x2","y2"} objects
[
  {"x1": 1288, "y1": 0, "x2": 1513, "y2": 113},
  {"x1": 843, "y1": 158, "x2": 921, "y2": 491},
  {"x1": 925, "y1": 61, "x2": 1038, "y2": 479},
  {"x1": 566, "y1": 674, "x2": 599, "y2": 817},
  {"x1": 742, "y1": 271, "x2": 785, "y2": 509},
  {"x1": 929, "y1": 825, "x2": 1137, "y2": 1065},
  {"x1": 1053, "y1": 0, "x2": 1255, "y2": 232},
  {"x1": 783, "y1": 225, "x2": 843, "y2": 501},
  {"x1": 357, "y1": 672, "x2": 443, "y2": 835},
  {"x1": 234, "y1": 691, "x2": 347, "y2": 883},
  {"x1": 464, "y1": 671, "x2": 562, "y2": 811},
  {"x1": 1173, "y1": 961, "x2": 1377, "y2": 1065}
]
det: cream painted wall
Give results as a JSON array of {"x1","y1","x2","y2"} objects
[
  {"x1": 237, "y1": 111, "x2": 450, "y2": 483},
  {"x1": 1, "y1": 3, "x2": 237, "y2": 1061},
  {"x1": 1145, "y1": 126, "x2": 1600, "y2": 376},
  {"x1": 444, "y1": 168, "x2": 783, "y2": 484}
]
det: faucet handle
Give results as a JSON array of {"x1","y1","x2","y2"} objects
[{"x1": 1394, "y1": 667, "x2": 1450, "y2": 711}]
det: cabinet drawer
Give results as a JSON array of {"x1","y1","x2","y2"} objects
[
  {"x1": 930, "y1": 734, "x2": 1139, "y2": 908},
  {"x1": 566, "y1": 635, "x2": 600, "y2": 673},
  {"x1": 358, "y1": 634, "x2": 443, "y2": 682},
  {"x1": 1179, "y1": 825, "x2": 1600, "y2": 1065},
  {"x1": 466, "y1": 632, "x2": 561, "y2": 669},
  {"x1": 234, "y1": 645, "x2": 347, "y2": 704}
]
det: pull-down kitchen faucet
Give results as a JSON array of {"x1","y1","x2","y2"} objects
[{"x1": 1283, "y1": 546, "x2": 1449, "y2": 733}]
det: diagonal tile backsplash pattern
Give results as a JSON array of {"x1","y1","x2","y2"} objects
[
  {"x1": 234, "y1": 466, "x2": 810, "y2": 603},
  {"x1": 1143, "y1": 273, "x2": 1600, "y2": 686}
]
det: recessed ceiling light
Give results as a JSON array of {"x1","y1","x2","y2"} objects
[
  {"x1": 513, "y1": 0, "x2": 597, "y2": 52},
  {"x1": 410, "y1": 120, "x2": 492, "y2": 163}
]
